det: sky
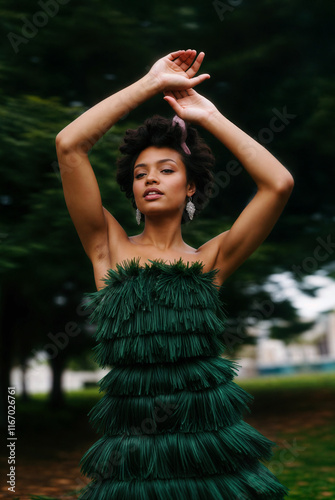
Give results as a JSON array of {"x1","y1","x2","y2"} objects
[{"x1": 266, "y1": 271, "x2": 335, "y2": 320}]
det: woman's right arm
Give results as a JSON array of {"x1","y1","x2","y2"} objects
[
  {"x1": 55, "y1": 49, "x2": 209, "y2": 268},
  {"x1": 55, "y1": 73, "x2": 159, "y2": 265}
]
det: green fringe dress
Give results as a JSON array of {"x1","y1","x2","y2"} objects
[{"x1": 78, "y1": 258, "x2": 289, "y2": 499}]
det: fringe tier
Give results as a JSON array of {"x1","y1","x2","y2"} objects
[
  {"x1": 78, "y1": 467, "x2": 287, "y2": 500},
  {"x1": 78, "y1": 258, "x2": 289, "y2": 499}
]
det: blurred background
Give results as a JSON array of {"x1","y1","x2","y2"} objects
[{"x1": 1, "y1": 0, "x2": 335, "y2": 498}]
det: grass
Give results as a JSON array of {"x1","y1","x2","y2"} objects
[
  {"x1": 269, "y1": 419, "x2": 335, "y2": 499},
  {"x1": 238, "y1": 371, "x2": 335, "y2": 391},
  {"x1": 241, "y1": 372, "x2": 335, "y2": 499},
  {"x1": 6, "y1": 371, "x2": 335, "y2": 499}
]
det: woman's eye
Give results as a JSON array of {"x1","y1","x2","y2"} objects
[{"x1": 135, "y1": 169, "x2": 173, "y2": 179}]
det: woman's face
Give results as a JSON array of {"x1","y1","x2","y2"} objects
[{"x1": 132, "y1": 146, "x2": 195, "y2": 220}]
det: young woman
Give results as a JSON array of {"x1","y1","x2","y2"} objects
[{"x1": 56, "y1": 49, "x2": 293, "y2": 499}]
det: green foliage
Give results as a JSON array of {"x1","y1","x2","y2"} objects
[{"x1": 1, "y1": 0, "x2": 334, "y2": 391}]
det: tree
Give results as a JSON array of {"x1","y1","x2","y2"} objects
[{"x1": 0, "y1": 0, "x2": 334, "y2": 426}]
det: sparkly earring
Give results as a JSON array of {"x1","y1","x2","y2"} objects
[
  {"x1": 186, "y1": 197, "x2": 195, "y2": 220},
  {"x1": 136, "y1": 208, "x2": 141, "y2": 225}
]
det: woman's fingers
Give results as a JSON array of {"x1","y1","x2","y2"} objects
[
  {"x1": 187, "y1": 52, "x2": 205, "y2": 78},
  {"x1": 187, "y1": 73, "x2": 210, "y2": 88},
  {"x1": 173, "y1": 90, "x2": 184, "y2": 99},
  {"x1": 153, "y1": 50, "x2": 210, "y2": 92},
  {"x1": 167, "y1": 49, "x2": 189, "y2": 60},
  {"x1": 171, "y1": 50, "x2": 206, "y2": 80},
  {"x1": 164, "y1": 90, "x2": 190, "y2": 100},
  {"x1": 171, "y1": 51, "x2": 209, "y2": 87},
  {"x1": 176, "y1": 51, "x2": 198, "y2": 72},
  {"x1": 163, "y1": 73, "x2": 210, "y2": 92},
  {"x1": 169, "y1": 49, "x2": 205, "y2": 74},
  {"x1": 177, "y1": 89, "x2": 190, "y2": 99},
  {"x1": 164, "y1": 50, "x2": 208, "y2": 79},
  {"x1": 163, "y1": 95, "x2": 183, "y2": 115},
  {"x1": 169, "y1": 48, "x2": 195, "y2": 62}
]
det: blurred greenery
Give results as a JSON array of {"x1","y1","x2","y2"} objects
[{"x1": 0, "y1": 0, "x2": 334, "y2": 424}]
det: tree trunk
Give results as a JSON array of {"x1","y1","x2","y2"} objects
[
  {"x1": 20, "y1": 360, "x2": 30, "y2": 402},
  {"x1": 48, "y1": 351, "x2": 66, "y2": 409}
]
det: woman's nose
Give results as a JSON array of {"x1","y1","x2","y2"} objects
[{"x1": 146, "y1": 172, "x2": 158, "y2": 183}]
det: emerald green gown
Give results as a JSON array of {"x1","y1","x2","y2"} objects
[{"x1": 78, "y1": 258, "x2": 289, "y2": 499}]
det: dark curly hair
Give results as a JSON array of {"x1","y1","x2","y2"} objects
[{"x1": 116, "y1": 115, "x2": 215, "y2": 224}]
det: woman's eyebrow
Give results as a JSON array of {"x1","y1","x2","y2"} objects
[{"x1": 134, "y1": 158, "x2": 178, "y2": 170}]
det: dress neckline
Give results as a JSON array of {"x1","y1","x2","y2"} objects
[
  {"x1": 104, "y1": 257, "x2": 223, "y2": 291},
  {"x1": 112, "y1": 256, "x2": 210, "y2": 272}
]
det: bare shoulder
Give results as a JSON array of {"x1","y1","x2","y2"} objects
[
  {"x1": 197, "y1": 230, "x2": 229, "y2": 257},
  {"x1": 91, "y1": 221, "x2": 229, "y2": 291}
]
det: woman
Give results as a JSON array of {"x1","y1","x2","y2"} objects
[{"x1": 56, "y1": 49, "x2": 293, "y2": 499}]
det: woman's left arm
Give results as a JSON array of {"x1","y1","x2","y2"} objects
[
  {"x1": 204, "y1": 108, "x2": 294, "y2": 195},
  {"x1": 204, "y1": 109, "x2": 294, "y2": 279},
  {"x1": 164, "y1": 89, "x2": 294, "y2": 281}
]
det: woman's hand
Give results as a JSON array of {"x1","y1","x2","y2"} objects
[
  {"x1": 148, "y1": 49, "x2": 210, "y2": 93},
  {"x1": 163, "y1": 88, "x2": 218, "y2": 125}
]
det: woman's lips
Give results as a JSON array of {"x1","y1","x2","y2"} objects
[{"x1": 144, "y1": 193, "x2": 163, "y2": 200}]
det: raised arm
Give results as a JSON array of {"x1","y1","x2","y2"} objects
[
  {"x1": 55, "y1": 50, "x2": 210, "y2": 276},
  {"x1": 164, "y1": 88, "x2": 294, "y2": 282}
]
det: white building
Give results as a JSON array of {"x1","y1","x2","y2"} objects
[{"x1": 255, "y1": 311, "x2": 335, "y2": 375}]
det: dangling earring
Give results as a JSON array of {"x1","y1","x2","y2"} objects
[
  {"x1": 136, "y1": 208, "x2": 141, "y2": 225},
  {"x1": 186, "y1": 197, "x2": 195, "y2": 221}
]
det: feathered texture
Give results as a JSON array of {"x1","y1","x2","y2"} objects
[
  {"x1": 97, "y1": 356, "x2": 240, "y2": 395},
  {"x1": 90, "y1": 306, "x2": 225, "y2": 341},
  {"x1": 78, "y1": 258, "x2": 289, "y2": 499},
  {"x1": 80, "y1": 422, "x2": 275, "y2": 480},
  {"x1": 78, "y1": 465, "x2": 288, "y2": 500},
  {"x1": 92, "y1": 332, "x2": 226, "y2": 367},
  {"x1": 83, "y1": 258, "x2": 226, "y2": 340},
  {"x1": 85, "y1": 379, "x2": 253, "y2": 435}
]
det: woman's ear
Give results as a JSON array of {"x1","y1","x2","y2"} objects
[{"x1": 187, "y1": 181, "x2": 196, "y2": 197}]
